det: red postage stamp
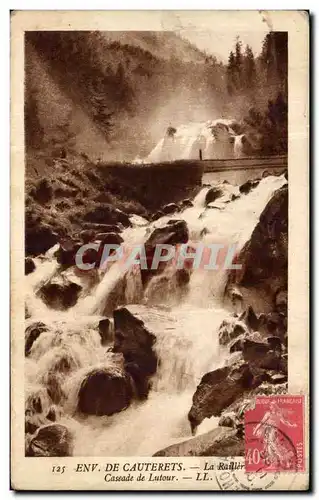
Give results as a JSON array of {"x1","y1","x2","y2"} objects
[{"x1": 245, "y1": 395, "x2": 305, "y2": 473}]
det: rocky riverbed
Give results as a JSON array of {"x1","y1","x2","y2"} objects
[{"x1": 24, "y1": 169, "x2": 288, "y2": 457}]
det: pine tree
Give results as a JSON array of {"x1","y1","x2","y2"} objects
[
  {"x1": 243, "y1": 44, "x2": 256, "y2": 89},
  {"x1": 227, "y1": 50, "x2": 236, "y2": 95},
  {"x1": 234, "y1": 37, "x2": 243, "y2": 90}
]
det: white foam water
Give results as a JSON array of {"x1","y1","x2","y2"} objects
[
  {"x1": 144, "y1": 119, "x2": 240, "y2": 163},
  {"x1": 25, "y1": 174, "x2": 287, "y2": 456}
]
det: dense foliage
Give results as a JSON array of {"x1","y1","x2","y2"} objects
[{"x1": 25, "y1": 30, "x2": 288, "y2": 160}]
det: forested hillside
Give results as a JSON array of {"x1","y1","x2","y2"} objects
[{"x1": 25, "y1": 30, "x2": 287, "y2": 165}]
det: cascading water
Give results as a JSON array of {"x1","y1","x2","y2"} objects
[
  {"x1": 25, "y1": 173, "x2": 287, "y2": 456},
  {"x1": 140, "y1": 119, "x2": 241, "y2": 163}
]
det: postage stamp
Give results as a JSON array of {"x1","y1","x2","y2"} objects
[{"x1": 245, "y1": 396, "x2": 305, "y2": 473}]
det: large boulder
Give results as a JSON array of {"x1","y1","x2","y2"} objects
[
  {"x1": 145, "y1": 220, "x2": 189, "y2": 249},
  {"x1": 274, "y1": 289, "x2": 288, "y2": 315},
  {"x1": 242, "y1": 339, "x2": 282, "y2": 371},
  {"x1": 113, "y1": 305, "x2": 178, "y2": 397},
  {"x1": 239, "y1": 179, "x2": 260, "y2": 194},
  {"x1": 218, "y1": 307, "x2": 261, "y2": 347},
  {"x1": 25, "y1": 257, "x2": 36, "y2": 275},
  {"x1": 25, "y1": 223, "x2": 59, "y2": 256},
  {"x1": 226, "y1": 185, "x2": 288, "y2": 306},
  {"x1": 25, "y1": 413, "x2": 50, "y2": 435},
  {"x1": 95, "y1": 232, "x2": 124, "y2": 246},
  {"x1": 113, "y1": 306, "x2": 158, "y2": 380},
  {"x1": 79, "y1": 229, "x2": 96, "y2": 243},
  {"x1": 37, "y1": 274, "x2": 82, "y2": 310},
  {"x1": 180, "y1": 198, "x2": 193, "y2": 209},
  {"x1": 77, "y1": 356, "x2": 134, "y2": 416},
  {"x1": 188, "y1": 362, "x2": 257, "y2": 433},
  {"x1": 83, "y1": 204, "x2": 131, "y2": 228},
  {"x1": 55, "y1": 238, "x2": 82, "y2": 268},
  {"x1": 153, "y1": 427, "x2": 244, "y2": 457},
  {"x1": 161, "y1": 203, "x2": 180, "y2": 215},
  {"x1": 83, "y1": 222, "x2": 122, "y2": 233},
  {"x1": 98, "y1": 318, "x2": 113, "y2": 345},
  {"x1": 218, "y1": 317, "x2": 247, "y2": 346},
  {"x1": 25, "y1": 321, "x2": 48, "y2": 356},
  {"x1": 26, "y1": 424, "x2": 74, "y2": 457},
  {"x1": 205, "y1": 186, "x2": 224, "y2": 205},
  {"x1": 142, "y1": 220, "x2": 189, "y2": 284}
]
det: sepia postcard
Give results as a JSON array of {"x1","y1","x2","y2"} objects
[{"x1": 11, "y1": 10, "x2": 310, "y2": 491}]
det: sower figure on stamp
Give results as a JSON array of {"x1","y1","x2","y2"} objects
[{"x1": 253, "y1": 402, "x2": 297, "y2": 469}]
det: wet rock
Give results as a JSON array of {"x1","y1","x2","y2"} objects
[
  {"x1": 153, "y1": 427, "x2": 244, "y2": 457},
  {"x1": 37, "y1": 275, "x2": 82, "y2": 310},
  {"x1": 227, "y1": 286, "x2": 243, "y2": 308},
  {"x1": 25, "y1": 387, "x2": 51, "y2": 416},
  {"x1": 180, "y1": 198, "x2": 193, "y2": 209},
  {"x1": 113, "y1": 306, "x2": 159, "y2": 385},
  {"x1": 26, "y1": 424, "x2": 74, "y2": 457},
  {"x1": 83, "y1": 204, "x2": 131, "y2": 228},
  {"x1": 239, "y1": 306, "x2": 259, "y2": 331},
  {"x1": 267, "y1": 335, "x2": 282, "y2": 352},
  {"x1": 267, "y1": 372, "x2": 288, "y2": 384},
  {"x1": 25, "y1": 304, "x2": 31, "y2": 319},
  {"x1": 25, "y1": 321, "x2": 48, "y2": 356},
  {"x1": 142, "y1": 220, "x2": 189, "y2": 284},
  {"x1": 25, "y1": 223, "x2": 59, "y2": 256},
  {"x1": 219, "y1": 412, "x2": 237, "y2": 428},
  {"x1": 151, "y1": 210, "x2": 164, "y2": 222},
  {"x1": 225, "y1": 351, "x2": 243, "y2": 366},
  {"x1": 200, "y1": 227, "x2": 209, "y2": 237},
  {"x1": 188, "y1": 362, "x2": 255, "y2": 432},
  {"x1": 83, "y1": 222, "x2": 122, "y2": 233},
  {"x1": 162, "y1": 203, "x2": 180, "y2": 215},
  {"x1": 261, "y1": 312, "x2": 287, "y2": 340},
  {"x1": 44, "y1": 373, "x2": 65, "y2": 405},
  {"x1": 77, "y1": 359, "x2": 134, "y2": 416},
  {"x1": 207, "y1": 203, "x2": 223, "y2": 210},
  {"x1": 98, "y1": 318, "x2": 113, "y2": 345},
  {"x1": 205, "y1": 187, "x2": 224, "y2": 205},
  {"x1": 274, "y1": 289, "x2": 288, "y2": 315},
  {"x1": 145, "y1": 220, "x2": 189, "y2": 249},
  {"x1": 79, "y1": 229, "x2": 96, "y2": 243},
  {"x1": 218, "y1": 318, "x2": 247, "y2": 346},
  {"x1": 231, "y1": 193, "x2": 240, "y2": 201},
  {"x1": 25, "y1": 257, "x2": 36, "y2": 275},
  {"x1": 46, "y1": 405, "x2": 61, "y2": 422},
  {"x1": 95, "y1": 232, "x2": 124, "y2": 246},
  {"x1": 55, "y1": 238, "x2": 82, "y2": 267},
  {"x1": 124, "y1": 361, "x2": 150, "y2": 400},
  {"x1": 239, "y1": 179, "x2": 259, "y2": 194},
  {"x1": 229, "y1": 331, "x2": 264, "y2": 354},
  {"x1": 226, "y1": 185, "x2": 288, "y2": 298},
  {"x1": 25, "y1": 413, "x2": 50, "y2": 435},
  {"x1": 242, "y1": 339, "x2": 281, "y2": 370}
]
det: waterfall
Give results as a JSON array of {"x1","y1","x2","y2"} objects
[
  {"x1": 143, "y1": 119, "x2": 240, "y2": 163},
  {"x1": 25, "y1": 173, "x2": 287, "y2": 456}
]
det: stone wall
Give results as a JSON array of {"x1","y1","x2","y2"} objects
[{"x1": 98, "y1": 160, "x2": 204, "y2": 211}]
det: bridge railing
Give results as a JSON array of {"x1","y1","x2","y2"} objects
[{"x1": 202, "y1": 154, "x2": 288, "y2": 173}]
